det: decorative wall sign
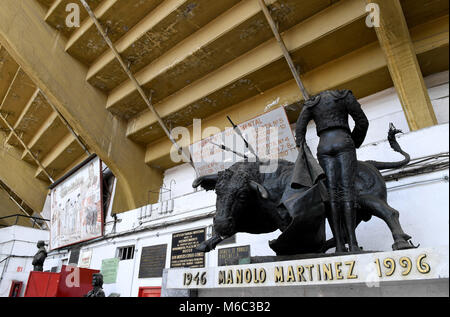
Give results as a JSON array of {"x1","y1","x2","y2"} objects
[
  {"x1": 190, "y1": 107, "x2": 297, "y2": 177},
  {"x1": 218, "y1": 246, "x2": 251, "y2": 267},
  {"x1": 166, "y1": 247, "x2": 449, "y2": 289},
  {"x1": 49, "y1": 156, "x2": 103, "y2": 250},
  {"x1": 171, "y1": 228, "x2": 206, "y2": 268},
  {"x1": 79, "y1": 249, "x2": 93, "y2": 268},
  {"x1": 101, "y1": 258, "x2": 120, "y2": 284},
  {"x1": 138, "y1": 244, "x2": 168, "y2": 278}
]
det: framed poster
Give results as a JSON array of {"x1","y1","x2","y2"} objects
[{"x1": 49, "y1": 156, "x2": 103, "y2": 250}]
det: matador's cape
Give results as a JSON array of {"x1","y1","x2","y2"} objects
[{"x1": 270, "y1": 144, "x2": 329, "y2": 255}]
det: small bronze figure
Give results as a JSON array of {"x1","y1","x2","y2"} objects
[
  {"x1": 293, "y1": 89, "x2": 369, "y2": 252},
  {"x1": 32, "y1": 241, "x2": 47, "y2": 271},
  {"x1": 85, "y1": 273, "x2": 105, "y2": 297}
]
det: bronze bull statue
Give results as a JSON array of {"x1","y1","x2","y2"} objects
[{"x1": 193, "y1": 126, "x2": 415, "y2": 255}]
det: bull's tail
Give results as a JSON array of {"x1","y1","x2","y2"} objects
[{"x1": 365, "y1": 123, "x2": 411, "y2": 170}]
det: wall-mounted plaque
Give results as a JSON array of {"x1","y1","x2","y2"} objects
[
  {"x1": 171, "y1": 228, "x2": 206, "y2": 268},
  {"x1": 190, "y1": 107, "x2": 297, "y2": 176},
  {"x1": 79, "y1": 249, "x2": 93, "y2": 268},
  {"x1": 218, "y1": 245, "x2": 251, "y2": 266},
  {"x1": 101, "y1": 258, "x2": 119, "y2": 284},
  {"x1": 138, "y1": 244, "x2": 167, "y2": 278},
  {"x1": 68, "y1": 248, "x2": 80, "y2": 265}
]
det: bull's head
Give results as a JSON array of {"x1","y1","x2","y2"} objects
[{"x1": 192, "y1": 168, "x2": 269, "y2": 237}]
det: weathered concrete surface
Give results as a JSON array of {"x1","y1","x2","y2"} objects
[{"x1": 0, "y1": 0, "x2": 163, "y2": 213}]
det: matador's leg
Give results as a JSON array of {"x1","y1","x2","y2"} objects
[
  {"x1": 338, "y1": 150, "x2": 360, "y2": 252},
  {"x1": 319, "y1": 155, "x2": 346, "y2": 253}
]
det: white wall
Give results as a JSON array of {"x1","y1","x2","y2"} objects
[
  {"x1": 60, "y1": 217, "x2": 214, "y2": 297},
  {"x1": 0, "y1": 226, "x2": 49, "y2": 297}
]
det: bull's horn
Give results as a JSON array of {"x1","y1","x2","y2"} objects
[
  {"x1": 192, "y1": 174, "x2": 219, "y2": 191},
  {"x1": 249, "y1": 180, "x2": 269, "y2": 199}
]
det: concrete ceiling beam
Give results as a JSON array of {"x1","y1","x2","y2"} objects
[
  {"x1": 0, "y1": 0, "x2": 164, "y2": 213},
  {"x1": 0, "y1": 46, "x2": 20, "y2": 105},
  {"x1": 368, "y1": 0, "x2": 438, "y2": 131},
  {"x1": 5, "y1": 90, "x2": 53, "y2": 149},
  {"x1": 33, "y1": 133, "x2": 85, "y2": 181},
  {"x1": 144, "y1": 15, "x2": 449, "y2": 169},
  {"x1": 44, "y1": 0, "x2": 103, "y2": 38},
  {"x1": 0, "y1": 68, "x2": 37, "y2": 129},
  {"x1": 0, "y1": 132, "x2": 49, "y2": 214},
  {"x1": 87, "y1": 0, "x2": 243, "y2": 92},
  {"x1": 66, "y1": 0, "x2": 164, "y2": 66},
  {"x1": 106, "y1": 0, "x2": 337, "y2": 119},
  {"x1": 21, "y1": 113, "x2": 67, "y2": 165},
  {"x1": 125, "y1": 0, "x2": 368, "y2": 143}
]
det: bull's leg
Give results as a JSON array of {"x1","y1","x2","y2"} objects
[
  {"x1": 320, "y1": 237, "x2": 336, "y2": 253},
  {"x1": 357, "y1": 195, "x2": 413, "y2": 250},
  {"x1": 195, "y1": 234, "x2": 224, "y2": 252}
]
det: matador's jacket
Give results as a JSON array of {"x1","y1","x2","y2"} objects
[
  {"x1": 274, "y1": 90, "x2": 369, "y2": 254},
  {"x1": 291, "y1": 89, "x2": 369, "y2": 189}
]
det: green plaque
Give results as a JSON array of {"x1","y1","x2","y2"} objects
[{"x1": 101, "y1": 258, "x2": 119, "y2": 284}]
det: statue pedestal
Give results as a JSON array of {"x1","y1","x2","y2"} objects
[{"x1": 162, "y1": 247, "x2": 449, "y2": 297}]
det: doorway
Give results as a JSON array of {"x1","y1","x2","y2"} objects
[
  {"x1": 138, "y1": 287, "x2": 161, "y2": 297},
  {"x1": 9, "y1": 281, "x2": 23, "y2": 297}
]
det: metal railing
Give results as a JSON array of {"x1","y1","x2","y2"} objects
[{"x1": 0, "y1": 214, "x2": 49, "y2": 229}]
